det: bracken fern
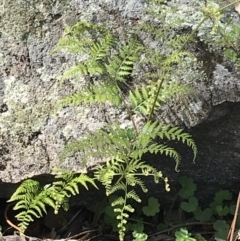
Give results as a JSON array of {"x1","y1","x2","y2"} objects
[{"x1": 7, "y1": 168, "x2": 97, "y2": 233}]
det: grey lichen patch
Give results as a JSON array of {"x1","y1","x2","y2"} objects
[
  {"x1": 0, "y1": 0, "x2": 69, "y2": 40},
  {"x1": 212, "y1": 64, "x2": 240, "y2": 105},
  {"x1": 0, "y1": 76, "x2": 57, "y2": 137},
  {"x1": 0, "y1": 74, "x2": 60, "y2": 183},
  {"x1": 0, "y1": 132, "x2": 51, "y2": 183}
]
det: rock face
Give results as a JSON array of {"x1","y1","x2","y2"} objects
[{"x1": 0, "y1": 0, "x2": 240, "y2": 204}]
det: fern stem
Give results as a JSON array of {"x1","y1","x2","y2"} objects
[
  {"x1": 147, "y1": 9, "x2": 220, "y2": 121},
  {"x1": 115, "y1": 84, "x2": 139, "y2": 135},
  {"x1": 178, "y1": 16, "x2": 208, "y2": 53},
  {"x1": 146, "y1": 1, "x2": 238, "y2": 122},
  {"x1": 219, "y1": 0, "x2": 240, "y2": 11},
  {"x1": 120, "y1": 179, "x2": 129, "y2": 241},
  {"x1": 124, "y1": 99, "x2": 139, "y2": 135},
  {"x1": 146, "y1": 10, "x2": 209, "y2": 121},
  {"x1": 179, "y1": 0, "x2": 238, "y2": 53},
  {"x1": 147, "y1": 78, "x2": 164, "y2": 121}
]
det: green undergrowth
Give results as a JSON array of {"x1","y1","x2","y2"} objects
[
  {"x1": 6, "y1": 0, "x2": 240, "y2": 240},
  {"x1": 7, "y1": 173, "x2": 239, "y2": 241},
  {"x1": 96, "y1": 176, "x2": 239, "y2": 241}
]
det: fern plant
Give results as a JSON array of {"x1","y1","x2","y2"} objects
[
  {"x1": 7, "y1": 168, "x2": 97, "y2": 233},
  {"x1": 51, "y1": 19, "x2": 199, "y2": 241},
  {"x1": 8, "y1": 0, "x2": 240, "y2": 239}
]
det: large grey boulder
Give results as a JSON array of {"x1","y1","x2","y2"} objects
[{"x1": 0, "y1": 0, "x2": 239, "y2": 205}]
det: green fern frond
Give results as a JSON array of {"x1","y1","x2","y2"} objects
[
  {"x1": 95, "y1": 159, "x2": 123, "y2": 184},
  {"x1": 52, "y1": 16, "x2": 200, "y2": 241},
  {"x1": 8, "y1": 169, "x2": 97, "y2": 233},
  {"x1": 157, "y1": 124, "x2": 197, "y2": 162},
  {"x1": 75, "y1": 173, "x2": 98, "y2": 190},
  {"x1": 126, "y1": 190, "x2": 141, "y2": 202},
  {"x1": 89, "y1": 31, "x2": 115, "y2": 60},
  {"x1": 94, "y1": 151, "x2": 172, "y2": 241},
  {"x1": 60, "y1": 60, "x2": 103, "y2": 84},
  {"x1": 127, "y1": 176, "x2": 148, "y2": 193},
  {"x1": 66, "y1": 21, "x2": 99, "y2": 35},
  {"x1": 57, "y1": 83, "x2": 122, "y2": 109},
  {"x1": 50, "y1": 168, "x2": 98, "y2": 213},
  {"x1": 131, "y1": 144, "x2": 180, "y2": 168},
  {"x1": 60, "y1": 124, "x2": 135, "y2": 166},
  {"x1": 51, "y1": 21, "x2": 108, "y2": 55},
  {"x1": 8, "y1": 180, "x2": 41, "y2": 203},
  {"x1": 167, "y1": 34, "x2": 196, "y2": 49},
  {"x1": 163, "y1": 51, "x2": 195, "y2": 68},
  {"x1": 107, "y1": 182, "x2": 126, "y2": 196},
  {"x1": 122, "y1": 204, "x2": 135, "y2": 213},
  {"x1": 112, "y1": 196, "x2": 125, "y2": 206},
  {"x1": 53, "y1": 21, "x2": 115, "y2": 85},
  {"x1": 15, "y1": 211, "x2": 34, "y2": 222},
  {"x1": 130, "y1": 121, "x2": 195, "y2": 171},
  {"x1": 136, "y1": 121, "x2": 161, "y2": 140},
  {"x1": 125, "y1": 159, "x2": 146, "y2": 172},
  {"x1": 15, "y1": 212, "x2": 34, "y2": 232},
  {"x1": 51, "y1": 36, "x2": 92, "y2": 55},
  {"x1": 106, "y1": 38, "x2": 141, "y2": 82},
  {"x1": 94, "y1": 168, "x2": 115, "y2": 194},
  {"x1": 130, "y1": 80, "x2": 195, "y2": 116},
  {"x1": 8, "y1": 180, "x2": 56, "y2": 233},
  {"x1": 115, "y1": 200, "x2": 135, "y2": 240}
]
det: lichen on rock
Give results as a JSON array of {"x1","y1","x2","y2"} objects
[
  {"x1": 0, "y1": 0, "x2": 69, "y2": 40},
  {"x1": 1, "y1": 76, "x2": 56, "y2": 136}
]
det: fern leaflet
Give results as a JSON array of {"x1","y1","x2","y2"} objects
[
  {"x1": 105, "y1": 38, "x2": 141, "y2": 82},
  {"x1": 57, "y1": 82, "x2": 122, "y2": 109},
  {"x1": 130, "y1": 81, "x2": 195, "y2": 116}
]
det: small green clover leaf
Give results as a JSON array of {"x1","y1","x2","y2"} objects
[
  {"x1": 103, "y1": 195, "x2": 122, "y2": 231},
  {"x1": 103, "y1": 211, "x2": 119, "y2": 231},
  {"x1": 194, "y1": 207, "x2": 212, "y2": 222},
  {"x1": 214, "y1": 190, "x2": 232, "y2": 204},
  {"x1": 178, "y1": 176, "x2": 197, "y2": 199},
  {"x1": 142, "y1": 197, "x2": 160, "y2": 216},
  {"x1": 104, "y1": 205, "x2": 117, "y2": 218},
  {"x1": 229, "y1": 204, "x2": 236, "y2": 215},
  {"x1": 105, "y1": 195, "x2": 123, "y2": 218},
  {"x1": 128, "y1": 221, "x2": 144, "y2": 233},
  {"x1": 213, "y1": 220, "x2": 229, "y2": 241},
  {"x1": 175, "y1": 228, "x2": 196, "y2": 241},
  {"x1": 215, "y1": 205, "x2": 229, "y2": 217},
  {"x1": 180, "y1": 196, "x2": 198, "y2": 213},
  {"x1": 211, "y1": 190, "x2": 232, "y2": 216}
]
